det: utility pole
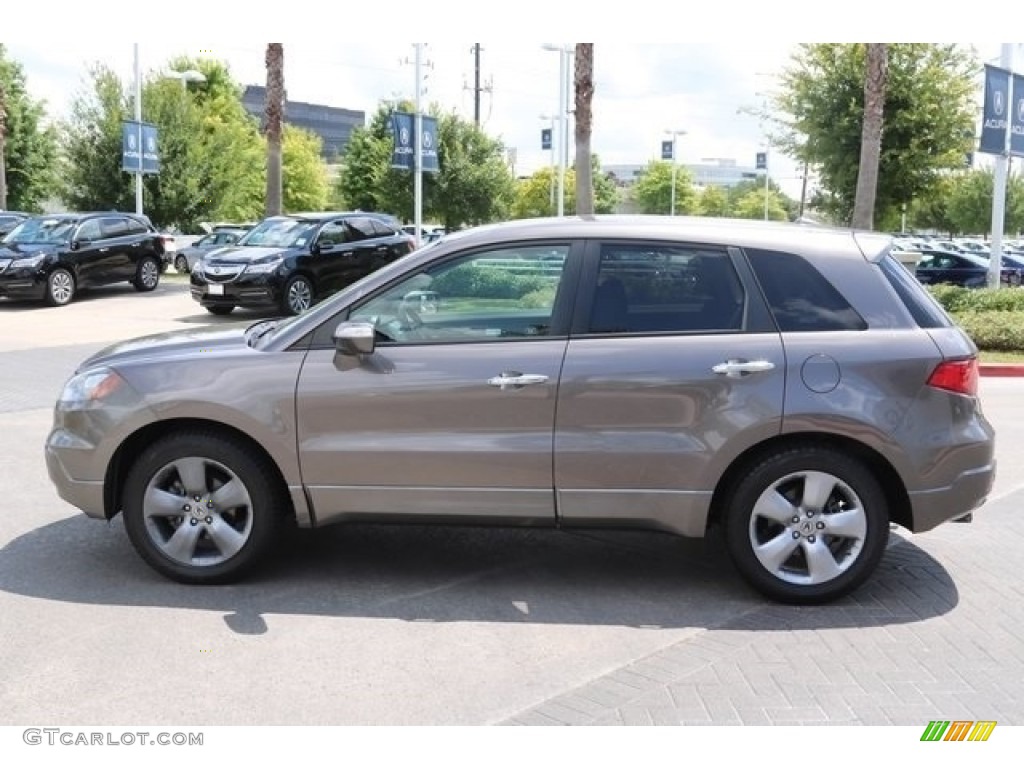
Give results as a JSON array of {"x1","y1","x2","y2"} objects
[
  {"x1": 473, "y1": 44, "x2": 481, "y2": 126},
  {"x1": 798, "y1": 158, "x2": 809, "y2": 219},
  {"x1": 465, "y1": 44, "x2": 492, "y2": 127}
]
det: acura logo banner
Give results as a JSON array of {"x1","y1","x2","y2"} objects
[
  {"x1": 980, "y1": 64, "x2": 1011, "y2": 156},
  {"x1": 390, "y1": 112, "x2": 440, "y2": 173},
  {"x1": 1012, "y1": 73, "x2": 1024, "y2": 158}
]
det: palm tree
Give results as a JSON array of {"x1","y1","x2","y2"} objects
[
  {"x1": 0, "y1": 77, "x2": 8, "y2": 210},
  {"x1": 264, "y1": 44, "x2": 284, "y2": 216},
  {"x1": 574, "y1": 43, "x2": 594, "y2": 216},
  {"x1": 851, "y1": 44, "x2": 888, "y2": 230}
]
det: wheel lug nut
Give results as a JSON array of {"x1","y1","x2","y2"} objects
[
  {"x1": 205, "y1": 516, "x2": 213, "y2": 524},
  {"x1": 791, "y1": 516, "x2": 800, "y2": 524},
  {"x1": 207, "y1": 501, "x2": 214, "y2": 508},
  {"x1": 183, "y1": 504, "x2": 191, "y2": 512},
  {"x1": 806, "y1": 510, "x2": 814, "y2": 518},
  {"x1": 194, "y1": 495, "x2": 201, "y2": 502},
  {"x1": 189, "y1": 518, "x2": 198, "y2": 526},
  {"x1": 792, "y1": 531, "x2": 801, "y2": 539},
  {"x1": 808, "y1": 535, "x2": 816, "y2": 543},
  {"x1": 816, "y1": 521, "x2": 825, "y2": 529}
]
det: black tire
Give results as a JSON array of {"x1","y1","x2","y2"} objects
[
  {"x1": 133, "y1": 256, "x2": 161, "y2": 292},
  {"x1": 122, "y1": 431, "x2": 288, "y2": 584},
  {"x1": 175, "y1": 254, "x2": 189, "y2": 274},
  {"x1": 280, "y1": 274, "x2": 314, "y2": 315},
  {"x1": 44, "y1": 267, "x2": 76, "y2": 307},
  {"x1": 722, "y1": 445, "x2": 888, "y2": 605},
  {"x1": 205, "y1": 305, "x2": 235, "y2": 316}
]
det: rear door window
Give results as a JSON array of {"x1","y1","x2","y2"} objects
[{"x1": 745, "y1": 248, "x2": 867, "y2": 332}]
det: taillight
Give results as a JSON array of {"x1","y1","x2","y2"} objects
[{"x1": 927, "y1": 358, "x2": 979, "y2": 396}]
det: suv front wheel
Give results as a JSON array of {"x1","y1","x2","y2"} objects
[{"x1": 722, "y1": 445, "x2": 889, "y2": 605}]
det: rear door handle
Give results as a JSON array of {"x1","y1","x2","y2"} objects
[
  {"x1": 487, "y1": 372, "x2": 549, "y2": 390},
  {"x1": 712, "y1": 359, "x2": 775, "y2": 377}
]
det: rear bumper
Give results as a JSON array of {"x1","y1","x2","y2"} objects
[{"x1": 907, "y1": 460, "x2": 996, "y2": 532}]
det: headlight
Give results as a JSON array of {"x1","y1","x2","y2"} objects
[
  {"x1": 244, "y1": 258, "x2": 283, "y2": 274},
  {"x1": 11, "y1": 254, "x2": 47, "y2": 268},
  {"x1": 58, "y1": 368, "x2": 125, "y2": 407}
]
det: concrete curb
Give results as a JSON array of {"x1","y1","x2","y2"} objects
[{"x1": 980, "y1": 364, "x2": 1024, "y2": 377}]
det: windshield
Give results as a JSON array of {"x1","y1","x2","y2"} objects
[
  {"x1": 237, "y1": 218, "x2": 319, "y2": 249},
  {"x1": 4, "y1": 218, "x2": 77, "y2": 245}
]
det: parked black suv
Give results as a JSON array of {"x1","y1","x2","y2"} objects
[
  {"x1": 0, "y1": 211, "x2": 30, "y2": 238},
  {"x1": 0, "y1": 212, "x2": 166, "y2": 306},
  {"x1": 189, "y1": 212, "x2": 415, "y2": 315}
]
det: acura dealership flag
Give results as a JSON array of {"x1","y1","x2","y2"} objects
[
  {"x1": 980, "y1": 64, "x2": 1011, "y2": 156},
  {"x1": 390, "y1": 112, "x2": 439, "y2": 173},
  {"x1": 1012, "y1": 73, "x2": 1024, "y2": 157}
]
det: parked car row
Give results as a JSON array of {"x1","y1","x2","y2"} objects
[
  {"x1": 893, "y1": 235, "x2": 1024, "y2": 288},
  {"x1": 1, "y1": 210, "x2": 415, "y2": 313}
]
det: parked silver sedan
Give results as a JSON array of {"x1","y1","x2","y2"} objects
[
  {"x1": 173, "y1": 228, "x2": 247, "y2": 274},
  {"x1": 45, "y1": 216, "x2": 995, "y2": 604}
]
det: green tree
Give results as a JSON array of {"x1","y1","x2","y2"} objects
[
  {"x1": 282, "y1": 125, "x2": 328, "y2": 212},
  {"x1": 510, "y1": 158, "x2": 617, "y2": 220},
  {"x1": 946, "y1": 168, "x2": 1024, "y2": 237},
  {"x1": 336, "y1": 101, "x2": 515, "y2": 227},
  {"x1": 732, "y1": 188, "x2": 789, "y2": 221},
  {"x1": 772, "y1": 44, "x2": 977, "y2": 225},
  {"x1": 633, "y1": 160, "x2": 697, "y2": 215},
  {"x1": 433, "y1": 112, "x2": 515, "y2": 230},
  {"x1": 60, "y1": 58, "x2": 266, "y2": 230},
  {"x1": 0, "y1": 44, "x2": 58, "y2": 211},
  {"x1": 697, "y1": 185, "x2": 730, "y2": 217}
]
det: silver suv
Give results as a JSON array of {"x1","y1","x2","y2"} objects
[{"x1": 45, "y1": 216, "x2": 996, "y2": 603}]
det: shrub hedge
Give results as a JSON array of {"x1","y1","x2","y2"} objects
[{"x1": 926, "y1": 286, "x2": 1024, "y2": 351}]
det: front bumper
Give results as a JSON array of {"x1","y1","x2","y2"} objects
[
  {"x1": 190, "y1": 273, "x2": 283, "y2": 308},
  {"x1": 0, "y1": 269, "x2": 47, "y2": 300},
  {"x1": 45, "y1": 440, "x2": 106, "y2": 518}
]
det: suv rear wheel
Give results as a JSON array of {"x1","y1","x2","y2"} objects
[{"x1": 722, "y1": 445, "x2": 888, "y2": 604}]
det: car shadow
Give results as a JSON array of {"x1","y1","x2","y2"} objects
[{"x1": 0, "y1": 516, "x2": 957, "y2": 635}]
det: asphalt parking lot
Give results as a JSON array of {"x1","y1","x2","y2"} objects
[{"x1": 2, "y1": 277, "x2": 1024, "y2": 726}]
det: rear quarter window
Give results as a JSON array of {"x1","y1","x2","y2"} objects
[
  {"x1": 745, "y1": 247, "x2": 867, "y2": 332},
  {"x1": 878, "y1": 252, "x2": 952, "y2": 329}
]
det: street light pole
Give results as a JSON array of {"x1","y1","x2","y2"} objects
[
  {"x1": 134, "y1": 44, "x2": 143, "y2": 216},
  {"x1": 540, "y1": 114, "x2": 556, "y2": 215},
  {"x1": 543, "y1": 44, "x2": 573, "y2": 217},
  {"x1": 763, "y1": 148, "x2": 770, "y2": 221},
  {"x1": 665, "y1": 129, "x2": 687, "y2": 215}
]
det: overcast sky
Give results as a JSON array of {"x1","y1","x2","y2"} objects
[{"x1": 2, "y1": 11, "x2": 1010, "y2": 201}]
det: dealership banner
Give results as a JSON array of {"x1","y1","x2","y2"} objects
[
  {"x1": 1012, "y1": 73, "x2": 1024, "y2": 157},
  {"x1": 979, "y1": 64, "x2": 1011, "y2": 156},
  {"x1": 390, "y1": 112, "x2": 439, "y2": 173},
  {"x1": 121, "y1": 121, "x2": 160, "y2": 174}
]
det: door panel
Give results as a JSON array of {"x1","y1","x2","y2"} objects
[
  {"x1": 554, "y1": 240, "x2": 785, "y2": 537},
  {"x1": 295, "y1": 240, "x2": 580, "y2": 526},
  {"x1": 296, "y1": 340, "x2": 568, "y2": 524}
]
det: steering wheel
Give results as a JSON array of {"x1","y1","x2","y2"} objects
[{"x1": 397, "y1": 300, "x2": 424, "y2": 332}]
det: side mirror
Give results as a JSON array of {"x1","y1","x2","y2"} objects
[
  {"x1": 310, "y1": 241, "x2": 322, "y2": 255},
  {"x1": 332, "y1": 321, "x2": 376, "y2": 356},
  {"x1": 70, "y1": 240, "x2": 84, "y2": 251}
]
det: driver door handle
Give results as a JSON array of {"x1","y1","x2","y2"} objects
[
  {"x1": 711, "y1": 359, "x2": 775, "y2": 377},
  {"x1": 487, "y1": 371, "x2": 549, "y2": 390}
]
